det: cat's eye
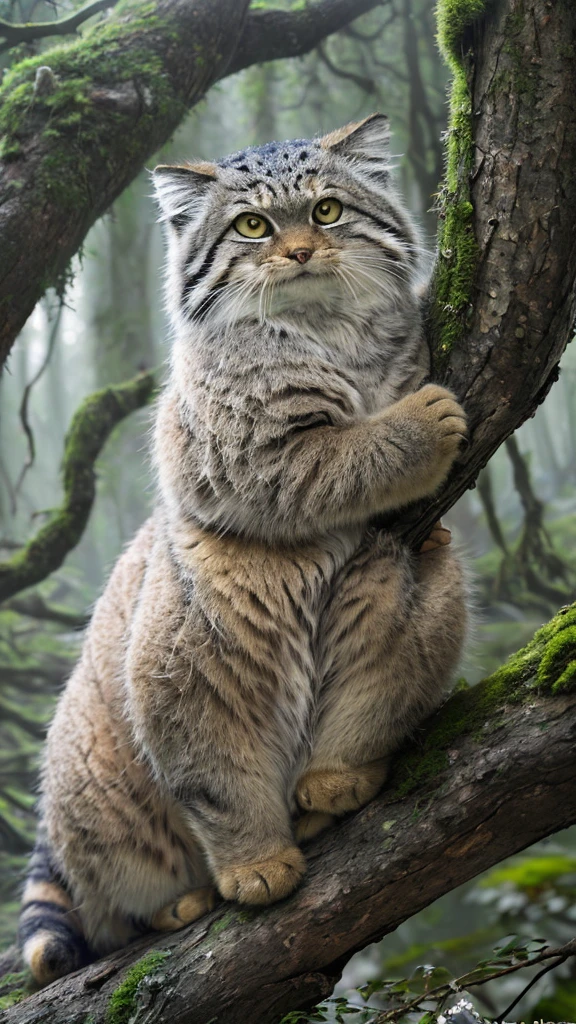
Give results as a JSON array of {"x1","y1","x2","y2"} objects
[
  {"x1": 312, "y1": 199, "x2": 343, "y2": 225},
  {"x1": 233, "y1": 213, "x2": 272, "y2": 239}
]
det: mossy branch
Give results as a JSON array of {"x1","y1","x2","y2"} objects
[
  {"x1": 2, "y1": 602, "x2": 576, "y2": 1022},
  {"x1": 0, "y1": 371, "x2": 155, "y2": 604},
  {"x1": 0, "y1": 0, "x2": 119, "y2": 53}
]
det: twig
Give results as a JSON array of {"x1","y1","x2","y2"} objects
[
  {"x1": 5, "y1": 593, "x2": 87, "y2": 629},
  {"x1": 495, "y1": 953, "x2": 569, "y2": 1022},
  {"x1": 13, "y1": 298, "x2": 63, "y2": 503},
  {"x1": 316, "y1": 40, "x2": 377, "y2": 93},
  {"x1": 372, "y1": 939, "x2": 576, "y2": 1022},
  {"x1": 0, "y1": 0, "x2": 117, "y2": 51}
]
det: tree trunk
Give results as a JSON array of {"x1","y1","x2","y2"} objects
[
  {"x1": 389, "y1": 0, "x2": 576, "y2": 548},
  {"x1": 2, "y1": 603, "x2": 576, "y2": 1023}
]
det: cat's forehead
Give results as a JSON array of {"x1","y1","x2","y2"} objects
[{"x1": 216, "y1": 139, "x2": 332, "y2": 211}]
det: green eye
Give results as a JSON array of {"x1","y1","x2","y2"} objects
[
  {"x1": 313, "y1": 199, "x2": 343, "y2": 225},
  {"x1": 233, "y1": 213, "x2": 271, "y2": 239}
]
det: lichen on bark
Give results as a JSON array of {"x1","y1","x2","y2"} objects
[{"x1": 0, "y1": 0, "x2": 186, "y2": 205}]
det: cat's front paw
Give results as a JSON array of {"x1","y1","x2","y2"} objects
[
  {"x1": 296, "y1": 760, "x2": 388, "y2": 816},
  {"x1": 404, "y1": 384, "x2": 468, "y2": 486},
  {"x1": 420, "y1": 520, "x2": 451, "y2": 553},
  {"x1": 216, "y1": 846, "x2": 306, "y2": 905},
  {"x1": 380, "y1": 384, "x2": 467, "y2": 503}
]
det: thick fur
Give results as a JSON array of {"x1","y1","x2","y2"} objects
[{"x1": 21, "y1": 115, "x2": 468, "y2": 984}]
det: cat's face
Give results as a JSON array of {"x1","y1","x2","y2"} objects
[{"x1": 154, "y1": 115, "x2": 420, "y2": 329}]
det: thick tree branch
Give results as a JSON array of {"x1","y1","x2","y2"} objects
[
  {"x1": 0, "y1": 0, "x2": 119, "y2": 53},
  {"x1": 225, "y1": 0, "x2": 386, "y2": 77},
  {"x1": 2, "y1": 602, "x2": 576, "y2": 1023},
  {"x1": 0, "y1": 370, "x2": 155, "y2": 603},
  {"x1": 0, "y1": 0, "x2": 383, "y2": 370}
]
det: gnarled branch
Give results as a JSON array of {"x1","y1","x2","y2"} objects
[{"x1": 0, "y1": 370, "x2": 155, "y2": 603}]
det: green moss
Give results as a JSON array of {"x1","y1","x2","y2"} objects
[
  {"x1": 537, "y1": 619, "x2": 576, "y2": 692},
  {"x1": 430, "y1": 0, "x2": 489, "y2": 366},
  {"x1": 0, "y1": 0, "x2": 187, "y2": 216},
  {"x1": 209, "y1": 910, "x2": 236, "y2": 935},
  {"x1": 0, "y1": 970, "x2": 32, "y2": 1010},
  {"x1": 106, "y1": 951, "x2": 170, "y2": 1024},
  {"x1": 0, "y1": 370, "x2": 155, "y2": 603},
  {"x1": 436, "y1": 0, "x2": 487, "y2": 66},
  {"x1": 390, "y1": 602, "x2": 576, "y2": 799}
]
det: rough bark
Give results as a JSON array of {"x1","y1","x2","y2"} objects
[
  {"x1": 0, "y1": 0, "x2": 382, "y2": 370},
  {"x1": 391, "y1": 0, "x2": 576, "y2": 548},
  {"x1": 2, "y1": 600, "x2": 576, "y2": 1023}
]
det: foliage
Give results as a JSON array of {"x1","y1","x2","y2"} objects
[{"x1": 279, "y1": 935, "x2": 575, "y2": 1023}]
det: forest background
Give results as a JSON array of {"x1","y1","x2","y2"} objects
[{"x1": 0, "y1": 0, "x2": 575, "y2": 1020}]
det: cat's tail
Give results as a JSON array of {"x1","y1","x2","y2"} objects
[{"x1": 18, "y1": 824, "x2": 91, "y2": 986}]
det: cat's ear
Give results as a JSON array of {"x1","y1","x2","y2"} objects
[
  {"x1": 320, "y1": 113, "x2": 390, "y2": 164},
  {"x1": 152, "y1": 162, "x2": 217, "y2": 231}
]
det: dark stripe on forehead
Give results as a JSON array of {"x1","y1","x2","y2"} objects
[
  {"x1": 237, "y1": 179, "x2": 277, "y2": 198},
  {"x1": 182, "y1": 226, "x2": 231, "y2": 306}
]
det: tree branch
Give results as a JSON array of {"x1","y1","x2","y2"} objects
[
  {"x1": 2, "y1": 602, "x2": 576, "y2": 1022},
  {"x1": 224, "y1": 0, "x2": 387, "y2": 77},
  {"x1": 370, "y1": 938, "x2": 576, "y2": 1022},
  {"x1": 0, "y1": 370, "x2": 155, "y2": 603},
  {"x1": 0, "y1": 0, "x2": 119, "y2": 53},
  {"x1": 316, "y1": 40, "x2": 377, "y2": 94}
]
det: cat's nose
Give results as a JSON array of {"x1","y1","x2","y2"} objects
[{"x1": 288, "y1": 249, "x2": 312, "y2": 265}]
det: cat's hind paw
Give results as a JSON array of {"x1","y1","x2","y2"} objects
[
  {"x1": 295, "y1": 811, "x2": 335, "y2": 844},
  {"x1": 296, "y1": 760, "x2": 388, "y2": 815},
  {"x1": 216, "y1": 847, "x2": 305, "y2": 905},
  {"x1": 151, "y1": 886, "x2": 216, "y2": 932},
  {"x1": 420, "y1": 521, "x2": 451, "y2": 553}
]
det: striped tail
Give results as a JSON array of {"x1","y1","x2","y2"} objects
[{"x1": 19, "y1": 826, "x2": 91, "y2": 986}]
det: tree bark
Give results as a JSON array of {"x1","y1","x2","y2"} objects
[
  {"x1": 0, "y1": 0, "x2": 382, "y2": 371},
  {"x1": 390, "y1": 0, "x2": 576, "y2": 548},
  {"x1": 2, "y1": 601, "x2": 576, "y2": 1023}
]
